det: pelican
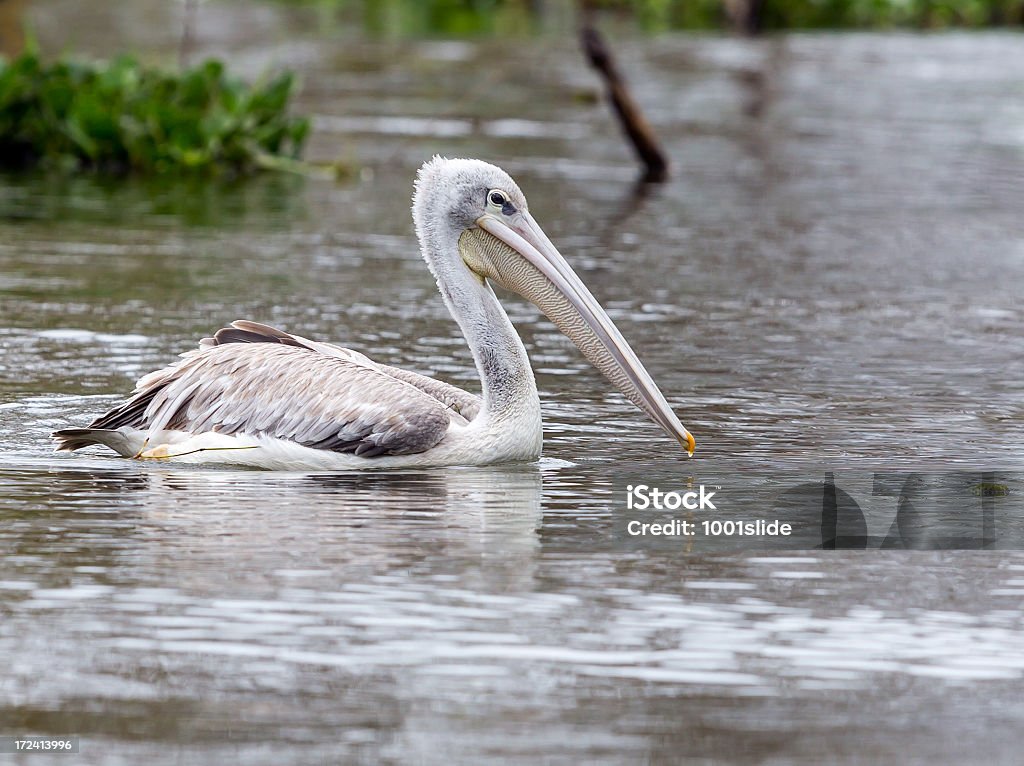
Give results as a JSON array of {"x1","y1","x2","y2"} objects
[{"x1": 53, "y1": 158, "x2": 695, "y2": 469}]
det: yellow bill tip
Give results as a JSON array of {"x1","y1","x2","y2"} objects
[{"x1": 682, "y1": 431, "x2": 696, "y2": 457}]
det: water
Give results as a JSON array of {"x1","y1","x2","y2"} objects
[{"x1": 2, "y1": 3, "x2": 1024, "y2": 762}]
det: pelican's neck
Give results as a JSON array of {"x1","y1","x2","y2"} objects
[{"x1": 422, "y1": 228, "x2": 538, "y2": 420}]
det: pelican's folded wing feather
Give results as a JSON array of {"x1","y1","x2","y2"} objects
[
  {"x1": 86, "y1": 336, "x2": 462, "y2": 457},
  {"x1": 371, "y1": 364, "x2": 481, "y2": 421},
  {"x1": 205, "y1": 320, "x2": 482, "y2": 420}
]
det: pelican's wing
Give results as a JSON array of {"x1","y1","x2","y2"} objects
[
  {"x1": 200, "y1": 321, "x2": 481, "y2": 421},
  {"x1": 370, "y1": 364, "x2": 480, "y2": 421},
  {"x1": 76, "y1": 322, "x2": 476, "y2": 458}
]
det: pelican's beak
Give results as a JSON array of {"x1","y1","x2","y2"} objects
[{"x1": 467, "y1": 210, "x2": 695, "y2": 456}]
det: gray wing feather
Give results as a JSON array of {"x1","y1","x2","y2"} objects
[
  {"x1": 367, "y1": 364, "x2": 480, "y2": 420},
  {"x1": 214, "y1": 320, "x2": 482, "y2": 420},
  {"x1": 88, "y1": 321, "x2": 478, "y2": 457}
]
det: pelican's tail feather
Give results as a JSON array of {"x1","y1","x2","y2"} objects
[{"x1": 52, "y1": 428, "x2": 136, "y2": 456}]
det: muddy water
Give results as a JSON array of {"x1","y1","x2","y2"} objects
[{"x1": 2, "y1": 3, "x2": 1023, "y2": 763}]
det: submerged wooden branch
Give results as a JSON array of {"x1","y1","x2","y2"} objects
[
  {"x1": 724, "y1": 0, "x2": 767, "y2": 35},
  {"x1": 580, "y1": 22, "x2": 669, "y2": 182},
  {"x1": 179, "y1": 0, "x2": 198, "y2": 69}
]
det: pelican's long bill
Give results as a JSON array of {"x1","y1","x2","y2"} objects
[{"x1": 463, "y1": 211, "x2": 696, "y2": 456}]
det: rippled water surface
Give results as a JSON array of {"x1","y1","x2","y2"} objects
[{"x1": 2, "y1": 3, "x2": 1024, "y2": 763}]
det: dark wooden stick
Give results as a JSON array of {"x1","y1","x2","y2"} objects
[
  {"x1": 580, "y1": 22, "x2": 669, "y2": 182},
  {"x1": 179, "y1": 0, "x2": 198, "y2": 70},
  {"x1": 724, "y1": 0, "x2": 767, "y2": 35}
]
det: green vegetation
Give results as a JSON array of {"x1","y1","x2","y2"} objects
[
  {"x1": 283, "y1": 0, "x2": 1024, "y2": 32},
  {"x1": 0, "y1": 49, "x2": 311, "y2": 175},
  {"x1": 602, "y1": 0, "x2": 1024, "y2": 30},
  {"x1": 972, "y1": 482, "x2": 1011, "y2": 497},
  {"x1": 292, "y1": 0, "x2": 534, "y2": 36}
]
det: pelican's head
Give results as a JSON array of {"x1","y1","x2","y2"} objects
[{"x1": 412, "y1": 156, "x2": 695, "y2": 456}]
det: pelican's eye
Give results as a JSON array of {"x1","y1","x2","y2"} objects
[{"x1": 487, "y1": 189, "x2": 516, "y2": 215}]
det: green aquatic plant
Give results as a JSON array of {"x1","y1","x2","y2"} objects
[
  {"x1": 971, "y1": 482, "x2": 1010, "y2": 497},
  {"x1": 0, "y1": 49, "x2": 311, "y2": 175},
  {"x1": 277, "y1": 0, "x2": 1024, "y2": 31}
]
